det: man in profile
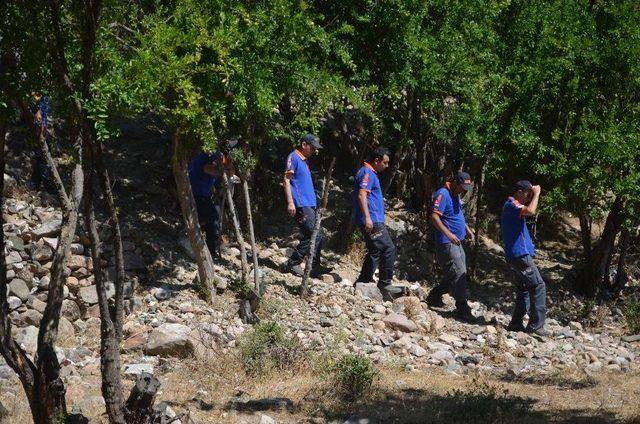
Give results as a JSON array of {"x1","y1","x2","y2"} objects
[
  {"x1": 427, "y1": 171, "x2": 479, "y2": 323},
  {"x1": 283, "y1": 134, "x2": 330, "y2": 278},
  {"x1": 501, "y1": 180, "x2": 549, "y2": 336},
  {"x1": 188, "y1": 139, "x2": 239, "y2": 260},
  {"x1": 353, "y1": 146, "x2": 404, "y2": 302}
]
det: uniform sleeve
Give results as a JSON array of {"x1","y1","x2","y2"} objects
[
  {"x1": 189, "y1": 153, "x2": 208, "y2": 174},
  {"x1": 431, "y1": 190, "x2": 446, "y2": 216},
  {"x1": 358, "y1": 170, "x2": 373, "y2": 192},
  {"x1": 285, "y1": 154, "x2": 297, "y2": 175},
  {"x1": 505, "y1": 200, "x2": 526, "y2": 219}
]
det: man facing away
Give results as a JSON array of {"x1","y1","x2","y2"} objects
[
  {"x1": 426, "y1": 171, "x2": 480, "y2": 323},
  {"x1": 188, "y1": 139, "x2": 239, "y2": 260},
  {"x1": 283, "y1": 134, "x2": 331, "y2": 278},
  {"x1": 501, "y1": 180, "x2": 549, "y2": 336},
  {"x1": 353, "y1": 147, "x2": 404, "y2": 302},
  {"x1": 30, "y1": 91, "x2": 53, "y2": 192}
]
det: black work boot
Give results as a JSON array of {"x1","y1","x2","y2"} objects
[
  {"x1": 455, "y1": 308, "x2": 480, "y2": 324},
  {"x1": 426, "y1": 290, "x2": 446, "y2": 308},
  {"x1": 310, "y1": 264, "x2": 333, "y2": 278},
  {"x1": 378, "y1": 284, "x2": 404, "y2": 302}
]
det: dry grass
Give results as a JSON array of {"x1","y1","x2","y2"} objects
[{"x1": 3, "y1": 343, "x2": 640, "y2": 424}]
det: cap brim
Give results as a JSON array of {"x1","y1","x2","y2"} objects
[{"x1": 312, "y1": 142, "x2": 323, "y2": 149}]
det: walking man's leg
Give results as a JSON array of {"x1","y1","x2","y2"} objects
[
  {"x1": 195, "y1": 196, "x2": 218, "y2": 261},
  {"x1": 356, "y1": 226, "x2": 380, "y2": 284},
  {"x1": 449, "y1": 244, "x2": 471, "y2": 314},
  {"x1": 526, "y1": 260, "x2": 547, "y2": 331},
  {"x1": 427, "y1": 243, "x2": 456, "y2": 306},
  {"x1": 286, "y1": 207, "x2": 314, "y2": 274}
]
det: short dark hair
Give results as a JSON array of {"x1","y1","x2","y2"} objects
[{"x1": 368, "y1": 146, "x2": 390, "y2": 162}]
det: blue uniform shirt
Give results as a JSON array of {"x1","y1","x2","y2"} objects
[
  {"x1": 501, "y1": 197, "x2": 535, "y2": 258},
  {"x1": 431, "y1": 182, "x2": 467, "y2": 244},
  {"x1": 353, "y1": 163, "x2": 385, "y2": 225},
  {"x1": 285, "y1": 149, "x2": 317, "y2": 208},
  {"x1": 35, "y1": 95, "x2": 51, "y2": 127},
  {"x1": 188, "y1": 151, "x2": 223, "y2": 198}
]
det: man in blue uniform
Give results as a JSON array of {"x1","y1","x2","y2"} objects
[
  {"x1": 30, "y1": 91, "x2": 53, "y2": 191},
  {"x1": 283, "y1": 134, "x2": 331, "y2": 277},
  {"x1": 501, "y1": 180, "x2": 548, "y2": 336},
  {"x1": 353, "y1": 147, "x2": 404, "y2": 301},
  {"x1": 188, "y1": 139, "x2": 239, "y2": 260},
  {"x1": 427, "y1": 171, "x2": 479, "y2": 322}
]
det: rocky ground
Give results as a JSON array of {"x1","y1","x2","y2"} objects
[{"x1": 1, "y1": 122, "x2": 639, "y2": 423}]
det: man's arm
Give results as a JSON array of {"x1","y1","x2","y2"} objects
[
  {"x1": 430, "y1": 212, "x2": 460, "y2": 245},
  {"x1": 465, "y1": 222, "x2": 475, "y2": 241},
  {"x1": 283, "y1": 174, "x2": 296, "y2": 216},
  {"x1": 358, "y1": 189, "x2": 373, "y2": 232},
  {"x1": 520, "y1": 185, "x2": 541, "y2": 216}
]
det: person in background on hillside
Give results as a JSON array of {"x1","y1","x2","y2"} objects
[
  {"x1": 30, "y1": 90, "x2": 53, "y2": 192},
  {"x1": 188, "y1": 138, "x2": 240, "y2": 260},
  {"x1": 353, "y1": 147, "x2": 404, "y2": 302},
  {"x1": 501, "y1": 180, "x2": 549, "y2": 336},
  {"x1": 427, "y1": 171, "x2": 480, "y2": 323},
  {"x1": 283, "y1": 134, "x2": 332, "y2": 278}
]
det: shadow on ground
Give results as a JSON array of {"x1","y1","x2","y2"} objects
[{"x1": 303, "y1": 386, "x2": 621, "y2": 424}]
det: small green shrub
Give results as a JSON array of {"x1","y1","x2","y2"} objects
[
  {"x1": 623, "y1": 297, "x2": 640, "y2": 334},
  {"x1": 238, "y1": 321, "x2": 304, "y2": 376},
  {"x1": 331, "y1": 354, "x2": 379, "y2": 400},
  {"x1": 230, "y1": 277, "x2": 252, "y2": 298}
]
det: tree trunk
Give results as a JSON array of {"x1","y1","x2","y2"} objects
[
  {"x1": 301, "y1": 158, "x2": 336, "y2": 297},
  {"x1": 222, "y1": 171, "x2": 249, "y2": 282},
  {"x1": 34, "y1": 138, "x2": 83, "y2": 423},
  {"x1": 242, "y1": 178, "x2": 260, "y2": 293},
  {"x1": 579, "y1": 213, "x2": 593, "y2": 267},
  {"x1": 578, "y1": 198, "x2": 625, "y2": 297},
  {"x1": 0, "y1": 120, "x2": 43, "y2": 422},
  {"x1": 613, "y1": 227, "x2": 631, "y2": 292},
  {"x1": 172, "y1": 134, "x2": 216, "y2": 300},
  {"x1": 469, "y1": 163, "x2": 486, "y2": 280},
  {"x1": 82, "y1": 139, "x2": 127, "y2": 423}
]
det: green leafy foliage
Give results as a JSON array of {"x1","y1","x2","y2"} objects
[
  {"x1": 331, "y1": 354, "x2": 379, "y2": 400},
  {"x1": 238, "y1": 321, "x2": 305, "y2": 376}
]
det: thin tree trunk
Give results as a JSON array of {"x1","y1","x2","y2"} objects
[
  {"x1": 242, "y1": 177, "x2": 260, "y2": 292},
  {"x1": 301, "y1": 158, "x2": 336, "y2": 297},
  {"x1": 222, "y1": 171, "x2": 249, "y2": 282},
  {"x1": 578, "y1": 199, "x2": 625, "y2": 297},
  {"x1": 469, "y1": 163, "x2": 486, "y2": 280},
  {"x1": 579, "y1": 213, "x2": 593, "y2": 267},
  {"x1": 0, "y1": 120, "x2": 43, "y2": 420},
  {"x1": 172, "y1": 134, "x2": 216, "y2": 300},
  {"x1": 93, "y1": 140, "x2": 125, "y2": 339},
  {"x1": 34, "y1": 140, "x2": 83, "y2": 423},
  {"x1": 613, "y1": 227, "x2": 631, "y2": 291},
  {"x1": 82, "y1": 141, "x2": 126, "y2": 424}
]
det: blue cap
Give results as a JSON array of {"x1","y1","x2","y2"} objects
[
  {"x1": 300, "y1": 133, "x2": 322, "y2": 149},
  {"x1": 455, "y1": 171, "x2": 473, "y2": 191}
]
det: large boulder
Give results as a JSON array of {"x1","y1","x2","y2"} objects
[
  {"x1": 31, "y1": 243, "x2": 54, "y2": 262},
  {"x1": 383, "y1": 313, "x2": 418, "y2": 333},
  {"x1": 354, "y1": 283, "x2": 383, "y2": 301},
  {"x1": 8, "y1": 279, "x2": 30, "y2": 301},
  {"x1": 78, "y1": 283, "x2": 114, "y2": 305},
  {"x1": 146, "y1": 323, "x2": 194, "y2": 357},
  {"x1": 20, "y1": 309, "x2": 43, "y2": 326},
  {"x1": 29, "y1": 219, "x2": 62, "y2": 239},
  {"x1": 61, "y1": 299, "x2": 81, "y2": 321},
  {"x1": 14, "y1": 326, "x2": 39, "y2": 355},
  {"x1": 66, "y1": 254, "x2": 93, "y2": 271}
]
